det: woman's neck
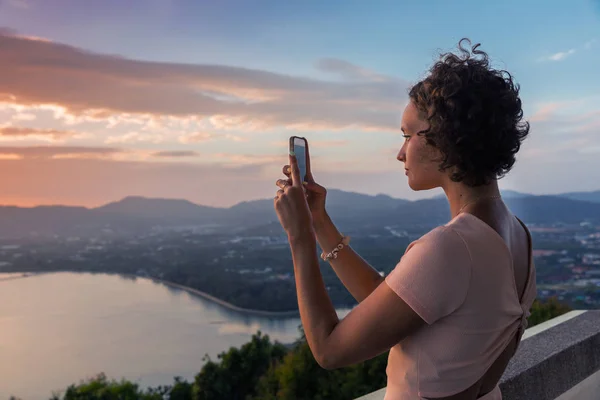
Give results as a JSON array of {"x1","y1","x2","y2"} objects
[{"x1": 443, "y1": 180, "x2": 502, "y2": 218}]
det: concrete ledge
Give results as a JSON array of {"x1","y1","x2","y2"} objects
[
  {"x1": 499, "y1": 310, "x2": 600, "y2": 400},
  {"x1": 355, "y1": 310, "x2": 600, "y2": 400},
  {"x1": 555, "y1": 368, "x2": 600, "y2": 400}
]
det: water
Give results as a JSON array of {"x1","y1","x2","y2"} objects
[{"x1": 0, "y1": 272, "x2": 351, "y2": 399}]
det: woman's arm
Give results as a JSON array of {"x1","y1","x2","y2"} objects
[
  {"x1": 314, "y1": 213, "x2": 384, "y2": 303},
  {"x1": 289, "y1": 232, "x2": 425, "y2": 370}
]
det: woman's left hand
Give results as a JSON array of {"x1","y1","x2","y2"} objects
[{"x1": 274, "y1": 154, "x2": 314, "y2": 240}]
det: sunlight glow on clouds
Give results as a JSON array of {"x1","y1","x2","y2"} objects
[
  {"x1": 0, "y1": 30, "x2": 406, "y2": 134},
  {"x1": 0, "y1": 14, "x2": 599, "y2": 207},
  {"x1": 0, "y1": 126, "x2": 77, "y2": 141}
]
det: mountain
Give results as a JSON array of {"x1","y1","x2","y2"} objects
[
  {"x1": 500, "y1": 190, "x2": 534, "y2": 199},
  {"x1": 227, "y1": 189, "x2": 410, "y2": 225},
  {"x1": 94, "y1": 196, "x2": 224, "y2": 222},
  {"x1": 433, "y1": 189, "x2": 532, "y2": 199},
  {"x1": 1, "y1": 189, "x2": 600, "y2": 238},
  {"x1": 557, "y1": 190, "x2": 600, "y2": 204}
]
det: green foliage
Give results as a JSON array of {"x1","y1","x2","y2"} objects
[
  {"x1": 527, "y1": 296, "x2": 572, "y2": 327},
  {"x1": 193, "y1": 331, "x2": 288, "y2": 400},
  {"x1": 252, "y1": 339, "x2": 387, "y2": 400},
  {"x1": 48, "y1": 373, "x2": 190, "y2": 400},
  {"x1": 50, "y1": 373, "x2": 159, "y2": 400}
]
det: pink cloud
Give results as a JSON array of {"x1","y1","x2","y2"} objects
[
  {"x1": 0, "y1": 145, "x2": 124, "y2": 159},
  {"x1": 0, "y1": 30, "x2": 407, "y2": 133},
  {"x1": 151, "y1": 150, "x2": 200, "y2": 158},
  {"x1": 271, "y1": 139, "x2": 349, "y2": 148},
  {"x1": 0, "y1": 126, "x2": 76, "y2": 140},
  {"x1": 529, "y1": 103, "x2": 562, "y2": 122},
  {"x1": 178, "y1": 132, "x2": 215, "y2": 143},
  {"x1": 105, "y1": 131, "x2": 166, "y2": 144}
]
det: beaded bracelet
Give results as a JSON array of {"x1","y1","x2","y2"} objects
[{"x1": 320, "y1": 235, "x2": 351, "y2": 261}]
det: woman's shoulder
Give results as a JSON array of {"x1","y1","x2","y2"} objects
[
  {"x1": 410, "y1": 223, "x2": 470, "y2": 257},
  {"x1": 420, "y1": 221, "x2": 466, "y2": 243}
]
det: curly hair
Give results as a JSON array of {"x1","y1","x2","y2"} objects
[{"x1": 409, "y1": 38, "x2": 530, "y2": 187}]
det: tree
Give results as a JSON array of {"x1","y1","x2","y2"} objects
[
  {"x1": 527, "y1": 296, "x2": 572, "y2": 327},
  {"x1": 193, "y1": 331, "x2": 287, "y2": 400},
  {"x1": 50, "y1": 373, "x2": 161, "y2": 400}
]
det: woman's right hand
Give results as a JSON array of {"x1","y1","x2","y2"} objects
[
  {"x1": 281, "y1": 165, "x2": 328, "y2": 223},
  {"x1": 279, "y1": 141, "x2": 328, "y2": 223}
]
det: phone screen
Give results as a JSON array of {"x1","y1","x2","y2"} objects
[{"x1": 292, "y1": 137, "x2": 307, "y2": 183}]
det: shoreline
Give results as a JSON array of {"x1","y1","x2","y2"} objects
[
  {"x1": 1, "y1": 271, "x2": 354, "y2": 317},
  {"x1": 120, "y1": 273, "x2": 302, "y2": 317},
  {"x1": 0, "y1": 270, "x2": 302, "y2": 316}
]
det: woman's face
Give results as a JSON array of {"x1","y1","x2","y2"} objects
[{"x1": 397, "y1": 101, "x2": 445, "y2": 191}]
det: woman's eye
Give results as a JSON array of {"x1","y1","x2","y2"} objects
[{"x1": 402, "y1": 135, "x2": 411, "y2": 141}]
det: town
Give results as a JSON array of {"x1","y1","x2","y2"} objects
[{"x1": 1, "y1": 219, "x2": 599, "y2": 311}]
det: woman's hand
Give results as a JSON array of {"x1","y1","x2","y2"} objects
[
  {"x1": 274, "y1": 154, "x2": 315, "y2": 240},
  {"x1": 277, "y1": 142, "x2": 328, "y2": 224}
]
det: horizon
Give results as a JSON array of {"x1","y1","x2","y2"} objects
[
  {"x1": 1, "y1": 1, "x2": 599, "y2": 207},
  {"x1": 2, "y1": 187, "x2": 600, "y2": 210}
]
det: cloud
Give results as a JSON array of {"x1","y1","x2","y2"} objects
[
  {"x1": 271, "y1": 139, "x2": 349, "y2": 148},
  {"x1": 178, "y1": 131, "x2": 249, "y2": 143},
  {"x1": 546, "y1": 48, "x2": 576, "y2": 61},
  {"x1": 223, "y1": 134, "x2": 248, "y2": 142},
  {"x1": 178, "y1": 132, "x2": 215, "y2": 143},
  {"x1": 151, "y1": 150, "x2": 200, "y2": 158},
  {"x1": 523, "y1": 102, "x2": 600, "y2": 158},
  {"x1": 315, "y1": 58, "x2": 391, "y2": 82},
  {"x1": 0, "y1": 126, "x2": 77, "y2": 140},
  {"x1": 540, "y1": 38, "x2": 597, "y2": 62},
  {"x1": 105, "y1": 131, "x2": 166, "y2": 144},
  {"x1": 11, "y1": 112, "x2": 36, "y2": 121},
  {"x1": 0, "y1": 30, "x2": 407, "y2": 133},
  {"x1": 529, "y1": 102, "x2": 564, "y2": 122},
  {"x1": 0, "y1": 145, "x2": 124, "y2": 159},
  {"x1": 212, "y1": 153, "x2": 287, "y2": 165}
]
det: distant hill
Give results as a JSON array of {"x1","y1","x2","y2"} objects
[
  {"x1": 95, "y1": 196, "x2": 224, "y2": 222},
  {"x1": 1, "y1": 189, "x2": 600, "y2": 238},
  {"x1": 433, "y1": 189, "x2": 532, "y2": 199},
  {"x1": 557, "y1": 190, "x2": 600, "y2": 203}
]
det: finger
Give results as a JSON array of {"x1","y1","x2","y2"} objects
[
  {"x1": 275, "y1": 189, "x2": 284, "y2": 198},
  {"x1": 276, "y1": 179, "x2": 291, "y2": 189},
  {"x1": 282, "y1": 165, "x2": 291, "y2": 177},
  {"x1": 289, "y1": 153, "x2": 302, "y2": 187},
  {"x1": 304, "y1": 181, "x2": 326, "y2": 194}
]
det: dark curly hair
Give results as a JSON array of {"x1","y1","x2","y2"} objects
[{"x1": 409, "y1": 38, "x2": 530, "y2": 187}]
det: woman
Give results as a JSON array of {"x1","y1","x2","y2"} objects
[{"x1": 273, "y1": 39, "x2": 537, "y2": 400}]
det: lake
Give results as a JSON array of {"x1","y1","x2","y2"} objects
[{"x1": 0, "y1": 272, "x2": 351, "y2": 399}]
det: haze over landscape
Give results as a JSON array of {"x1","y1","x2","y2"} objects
[{"x1": 1, "y1": 0, "x2": 600, "y2": 208}]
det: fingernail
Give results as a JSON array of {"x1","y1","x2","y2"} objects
[
  {"x1": 302, "y1": 181, "x2": 308, "y2": 185},
  {"x1": 289, "y1": 151, "x2": 295, "y2": 156},
  {"x1": 286, "y1": 167, "x2": 291, "y2": 174}
]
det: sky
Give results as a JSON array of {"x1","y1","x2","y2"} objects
[{"x1": 0, "y1": 0, "x2": 599, "y2": 208}]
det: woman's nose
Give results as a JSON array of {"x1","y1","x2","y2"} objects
[{"x1": 397, "y1": 148, "x2": 406, "y2": 163}]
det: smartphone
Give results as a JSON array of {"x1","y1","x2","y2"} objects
[{"x1": 289, "y1": 136, "x2": 308, "y2": 183}]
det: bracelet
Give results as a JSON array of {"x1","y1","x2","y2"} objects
[{"x1": 320, "y1": 235, "x2": 351, "y2": 261}]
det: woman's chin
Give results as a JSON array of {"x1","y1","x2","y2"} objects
[{"x1": 408, "y1": 179, "x2": 437, "y2": 192}]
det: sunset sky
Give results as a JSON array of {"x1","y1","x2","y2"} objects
[{"x1": 0, "y1": 0, "x2": 599, "y2": 208}]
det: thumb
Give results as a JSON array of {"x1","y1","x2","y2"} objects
[{"x1": 304, "y1": 181, "x2": 326, "y2": 194}]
